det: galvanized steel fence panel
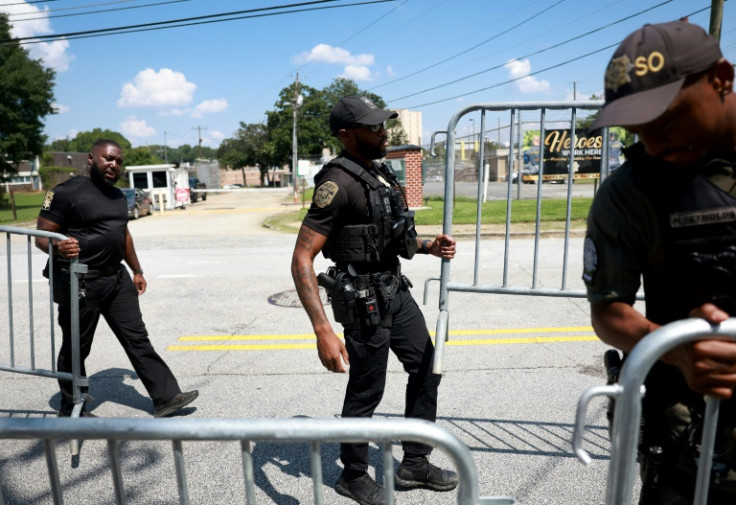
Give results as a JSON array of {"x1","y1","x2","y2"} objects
[
  {"x1": 0, "y1": 226, "x2": 89, "y2": 448},
  {"x1": 428, "y1": 101, "x2": 630, "y2": 374},
  {"x1": 0, "y1": 417, "x2": 517, "y2": 505},
  {"x1": 573, "y1": 318, "x2": 736, "y2": 505}
]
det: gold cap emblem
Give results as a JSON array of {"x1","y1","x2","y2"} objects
[{"x1": 605, "y1": 55, "x2": 634, "y2": 92}]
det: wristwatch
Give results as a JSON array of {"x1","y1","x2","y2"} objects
[{"x1": 133, "y1": 268, "x2": 144, "y2": 275}]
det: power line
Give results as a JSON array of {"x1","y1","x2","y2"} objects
[
  {"x1": 1, "y1": 0, "x2": 396, "y2": 46},
  {"x1": 394, "y1": 1, "x2": 718, "y2": 109},
  {"x1": 8, "y1": 0, "x2": 141, "y2": 17},
  {"x1": 371, "y1": 0, "x2": 569, "y2": 91},
  {"x1": 7, "y1": 0, "x2": 191, "y2": 23},
  {"x1": 387, "y1": 0, "x2": 676, "y2": 103}
]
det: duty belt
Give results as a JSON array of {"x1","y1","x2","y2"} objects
[{"x1": 62, "y1": 264, "x2": 120, "y2": 279}]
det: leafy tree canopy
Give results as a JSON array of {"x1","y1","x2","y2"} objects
[
  {"x1": 0, "y1": 14, "x2": 56, "y2": 175},
  {"x1": 47, "y1": 128, "x2": 132, "y2": 153}
]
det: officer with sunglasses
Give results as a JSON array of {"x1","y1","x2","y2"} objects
[{"x1": 292, "y1": 95, "x2": 457, "y2": 505}]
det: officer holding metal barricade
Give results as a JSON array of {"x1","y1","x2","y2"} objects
[
  {"x1": 291, "y1": 96, "x2": 458, "y2": 505},
  {"x1": 35, "y1": 140, "x2": 198, "y2": 418},
  {"x1": 584, "y1": 21, "x2": 736, "y2": 504}
]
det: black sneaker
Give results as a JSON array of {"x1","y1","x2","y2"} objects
[
  {"x1": 154, "y1": 390, "x2": 199, "y2": 418},
  {"x1": 395, "y1": 459, "x2": 458, "y2": 491},
  {"x1": 335, "y1": 472, "x2": 387, "y2": 505}
]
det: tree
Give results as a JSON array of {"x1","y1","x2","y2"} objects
[
  {"x1": 0, "y1": 14, "x2": 56, "y2": 176},
  {"x1": 124, "y1": 146, "x2": 164, "y2": 166},
  {"x1": 47, "y1": 129, "x2": 132, "y2": 153},
  {"x1": 217, "y1": 122, "x2": 272, "y2": 185}
]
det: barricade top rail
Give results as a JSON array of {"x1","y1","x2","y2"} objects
[
  {"x1": 573, "y1": 318, "x2": 736, "y2": 505},
  {"x1": 0, "y1": 225, "x2": 67, "y2": 242},
  {"x1": 0, "y1": 416, "x2": 518, "y2": 505}
]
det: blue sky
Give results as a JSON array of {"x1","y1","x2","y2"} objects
[{"x1": 2, "y1": 0, "x2": 734, "y2": 151}]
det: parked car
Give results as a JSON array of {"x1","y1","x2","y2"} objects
[
  {"x1": 223, "y1": 183, "x2": 244, "y2": 189},
  {"x1": 121, "y1": 188, "x2": 152, "y2": 220},
  {"x1": 189, "y1": 177, "x2": 207, "y2": 202}
]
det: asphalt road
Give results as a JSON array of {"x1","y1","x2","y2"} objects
[{"x1": 0, "y1": 188, "x2": 635, "y2": 505}]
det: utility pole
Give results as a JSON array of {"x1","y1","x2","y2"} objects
[
  {"x1": 192, "y1": 126, "x2": 207, "y2": 159},
  {"x1": 709, "y1": 0, "x2": 724, "y2": 41},
  {"x1": 292, "y1": 72, "x2": 302, "y2": 203},
  {"x1": 572, "y1": 81, "x2": 578, "y2": 100}
]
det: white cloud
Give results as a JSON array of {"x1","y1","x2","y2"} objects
[
  {"x1": 386, "y1": 65, "x2": 395, "y2": 77},
  {"x1": 565, "y1": 89, "x2": 592, "y2": 101},
  {"x1": 35, "y1": 40, "x2": 73, "y2": 72},
  {"x1": 193, "y1": 98, "x2": 229, "y2": 116},
  {"x1": 52, "y1": 103, "x2": 70, "y2": 114},
  {"x1": 118, "y1": 68, "x2": 196, "y2": 108},
  {"x1": 210, "y1": 130, "x2": 225, "y2": 141},
  {"x1": 120, "y1": 117, "x2": 156, "y2": 139},
  {"x1": 1, "y1": 2, "x2": 74, "y2": 72},
  {"x1": 504, "y1": 59, "x2": 550, "y2": 94},
  {"x1": 293, "y1": 43, "x2": 374, "y2": 66},
  {"x1": 341, "y1": 65, "x2": 373, "y2": 82}
]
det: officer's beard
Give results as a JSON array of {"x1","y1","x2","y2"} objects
[{"x1": 89, "y1": 161, "x2": 120, "y2": 187}]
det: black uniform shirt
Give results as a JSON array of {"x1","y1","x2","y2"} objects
[
  {"x1": 39, "y1": 176, "x2": 128, "y2": 269},
  {"x1": 302, "y1": 153, "x2": 372, "y2": 239}
]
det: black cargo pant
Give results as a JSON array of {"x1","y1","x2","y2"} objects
[
  {"x1": 56, "y1": 266, "x2": 181, "y2": 415},
  {"x1": 340, "y1": 285, "x2": 442, "y2": 477}
]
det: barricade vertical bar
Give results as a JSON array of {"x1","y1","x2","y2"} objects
[
  {"x1": 49, "y1": 243, "x2": 57, "y2": 372},
  {"x1": 240, "y1": 440, "x2": 256, "y2": 505},
  {"x1": 26, "y1": 236, "x2": 35, "y2": 369},
  {"x1": 310, "y1": 441, "x2": 324, "y2": 505},
  {"x1": 382, "y1": 441, "x2": 395, "y2": 505},
  {"x1": 0, "y1": 484, "x2": 5, "y2": 505},
  {"x1": 44, "y1": 439, "x2": 64, "y2": 505},
  {"x1": 172, "y1": 439, "x2": 190, "y2": 505},
  {"x1": 108, "y1": 439, "x2": 127, "y2": 505},
  {"x1": 473, "y1": 111, "x2": 486, "y2": 286},
  {"x1": 6, "y1": 232, "x2": 15, "y2": 367},
  {"x1": 693, "y1": 396, "x2": 720, "y2": 505},
  {"x1": 503, "y1": 108, "x2": 516, "y2": 288},
  {"x1": 561, "y1": 108, "x2": 577, "y2": 290},
  {"x1": 531, "y1": 108, "x2": 547, "y2": 289}
]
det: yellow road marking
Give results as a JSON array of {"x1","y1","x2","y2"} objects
[{"x1": 168, "y1": 327, "x2": 598, "y2": 351}]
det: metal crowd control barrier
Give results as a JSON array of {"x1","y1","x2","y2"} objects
[
  {"x1": 427, "y1": 100, "x2": 628, "y2": 374},
  {"x1": 572, "y1": 318, "x2": 736, "y2": 505},
  {"x1": 0, "y1": 417, "x2": 517, "y2": 505},
  {"x1": 0, "y1": 226, "x2": 89, "y2": 445}
]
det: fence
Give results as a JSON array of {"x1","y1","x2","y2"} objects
[
  {"x1": 424, "y1": 100, "x2": 647, "y2": 374},
  {"x1": 0, "y1": 226, "x2": 88, "y2": 448},
  {"x1": 0, "y1": 189, "x2": 44, "y2": 225},
  {"x1": 0, "y1": 417, "x2": 517, "y2": 505},
  {"x1": 572, "y1": 318, "x2": 736, "y2": 505}
]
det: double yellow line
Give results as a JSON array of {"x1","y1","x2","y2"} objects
[{"x1": 167, "y1": 326, "x2": 598, "y2": 352}]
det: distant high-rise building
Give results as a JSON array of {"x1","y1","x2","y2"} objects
[{"x1": 394, "y1": 108, "x2": 422, "y2": 147}]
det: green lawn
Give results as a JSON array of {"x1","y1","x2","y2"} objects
[{"x1": 0, "y1": 192, "x2": 44, "y2": 225}]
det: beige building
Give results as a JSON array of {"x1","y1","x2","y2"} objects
[{"x1": 394, "y1": 108, "x2": 422, "y2": 147}]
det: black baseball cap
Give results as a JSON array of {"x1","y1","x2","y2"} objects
[
  {"x1": 590, "y1": 21, "x2": 722, "y2": 130},
  {"x1": 329, "y1": 95, "x2": 398, "y2": 135}
]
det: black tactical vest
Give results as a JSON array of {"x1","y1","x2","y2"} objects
[
  {"x1": 321, "y1": 156, "x2": 417, "y2": 265},
  {"x1": 641, "y1": 158, "x2": 736, "y2": 323}
]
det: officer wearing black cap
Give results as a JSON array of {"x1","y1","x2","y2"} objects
[
  {"x1": 585, "y1": 21, "x2": 736, "y2": 504},
  {"x1": 292, "y1": 96, "x2": 458, "y2": 505},
  {"x1": 35, "y1": 139, "x2": 198, "y2": 418}
]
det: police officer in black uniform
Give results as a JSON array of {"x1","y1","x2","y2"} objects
[
  {"x1": 292, "y1": 96, "x2": 458, "y2": 505},
  {"x1": 35, "y1": 139, "x2": 198, "y2": 418},
  {"x1": 585, "y1": 22, "x2": 736, "y2": 504}
]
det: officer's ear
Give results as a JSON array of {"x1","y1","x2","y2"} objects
[
  {"x1": 338, "y1": 128, "x2": 352, "y2": 145},
  {"x1": 711, "y1": 58, "x2": 734, "y2": 97}
]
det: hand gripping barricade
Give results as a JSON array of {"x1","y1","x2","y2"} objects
[
  {"x1": 572, "y1": 318, "x2": 736, "y2": 505},
  {"x1": 0, "y1": 225, "x2": 90, "y2": 454},
  {"x1": 0, "y1": 417, "x2": 517, "y2": 505}
]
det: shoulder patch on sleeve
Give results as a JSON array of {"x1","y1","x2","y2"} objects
[
  {"x1": 582, "y1": 235, "x2": 598, "y2": 283},
  {"x1": 314, "y1": 181, "x2": 339, "y2": 208},
  {"x1": 41, "y1": 190, "x2": 55, "y2": 211}
]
